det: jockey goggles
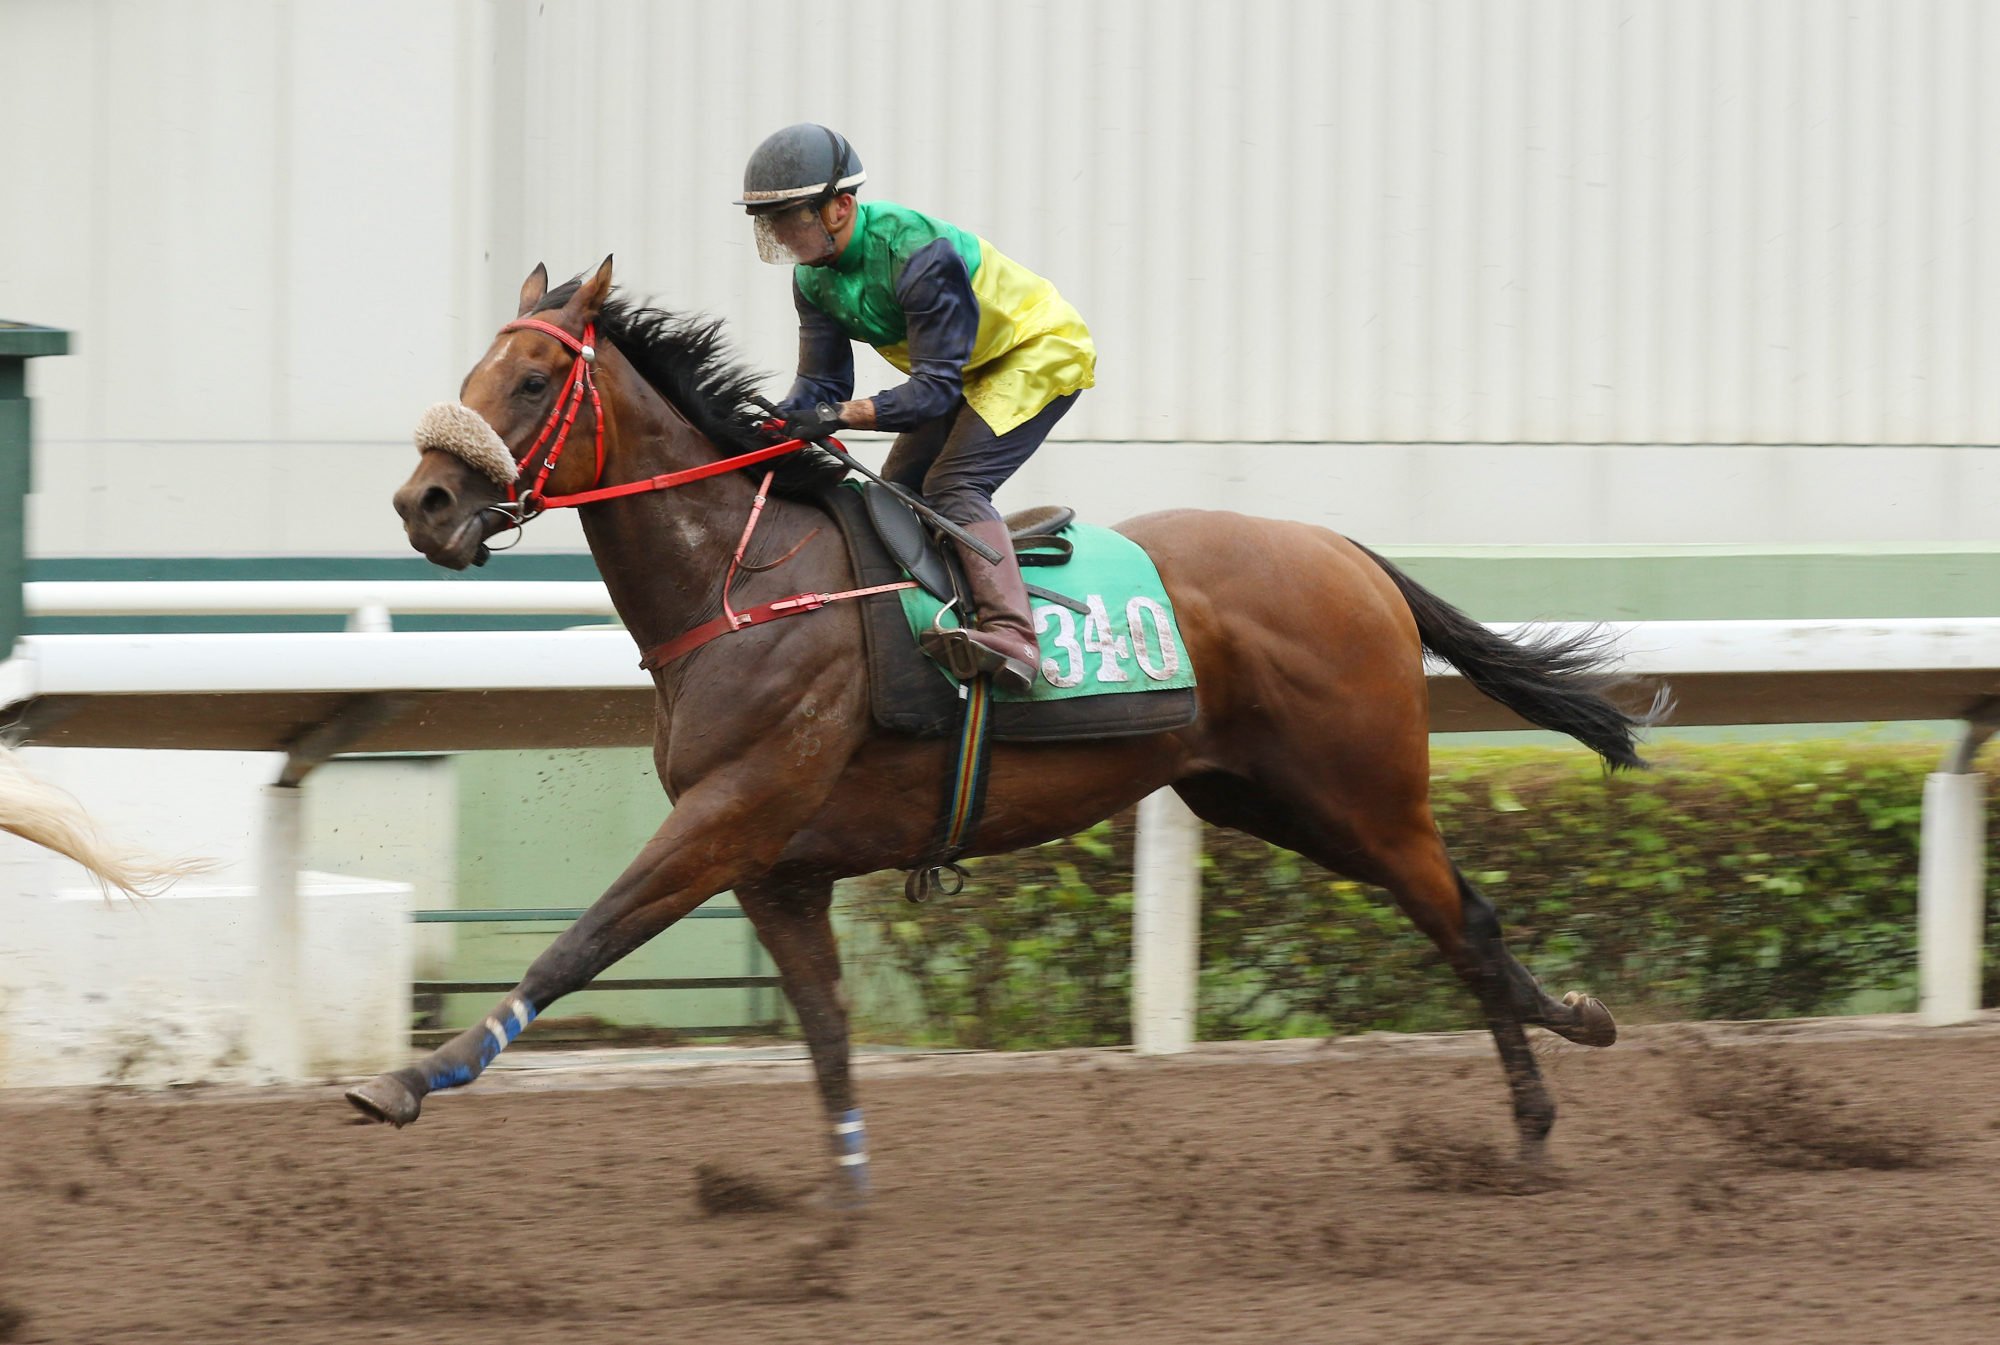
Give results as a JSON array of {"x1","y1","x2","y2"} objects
[{"x1": 752, "y1": 200, "x2": 840, "y2": 267}]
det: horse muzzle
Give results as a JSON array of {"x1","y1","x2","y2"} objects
[{"x1": 394, "y1": 483, "x2": 512, "y2": 570}]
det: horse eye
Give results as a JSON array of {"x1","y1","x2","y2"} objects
[{"x1": 519, "y1": 374, "x2": 548, "y2": 397}]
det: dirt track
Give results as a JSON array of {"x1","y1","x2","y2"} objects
[{"x1": 2, "y1": 1019, "x2": 1997, "y2": 1343}]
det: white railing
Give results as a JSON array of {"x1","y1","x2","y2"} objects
[
  {"x1": 4, "y1": 585, "x2": 1996, "y2": 1073},
  {"x1": 25, "y1": 579, "x2": 618, "y2": 637},
  {"x1": 25, "y1": 580, "x2": 619, "y2": 618}
]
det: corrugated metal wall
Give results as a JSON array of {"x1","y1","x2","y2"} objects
[
  {"x1": 487, "y1": 0, "x2": 2000, "y2": 446},
  {"x1": 0, "y1": 0, "x2": 478, "y2": 445},
  {"x1": 2, "y1": 0, "x2": 1996, "y2": 552}
]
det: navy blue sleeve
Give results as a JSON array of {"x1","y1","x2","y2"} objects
[
  {"x1": 780, "y1": 277, "x2": 855, "y2": 415},
  {"x1": 868, "y1": 238, "x2": 979, "y2": 431}
]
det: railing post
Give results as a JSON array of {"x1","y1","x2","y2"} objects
[
  {"x1": 247, "y1": 698, "x2": 411, "y2": 1081},
  {"x1": 1132, "y1": 788, "x2": 1202, "y2": 1055},
  {"x1": 345, "y1": 603, "x2": 392, "y2": 633},
  {"x1": 1918, "y1": 708, "x2": 1998, "y2": 1026},
  {"x1": 248, "y1": 782, "x2": 307, "y2": 1079}
]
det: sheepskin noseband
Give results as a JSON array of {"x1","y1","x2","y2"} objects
[{"x1": 413, "y1": 402, "x2": 518, "y2": 485}]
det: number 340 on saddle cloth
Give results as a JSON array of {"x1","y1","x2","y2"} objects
[{"x1": 898, "y1": 520, "x2": 1198, "y2": 704}]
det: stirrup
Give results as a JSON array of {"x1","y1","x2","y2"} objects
[
  {"x1": 904, "y1": 863, "x2": 968, "y2": 904},
  {"x1": 920, "y1": 628, "x2": 1036, "y2": 694}
]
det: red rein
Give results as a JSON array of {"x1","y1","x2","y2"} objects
[{"x1": 493, "y1": 316, "x2": 914, "y2": 669}]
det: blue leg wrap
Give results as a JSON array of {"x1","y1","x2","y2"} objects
[
  {"x1": 832, "y1": 1107, "x2": 870, "y2": 1195},
  {"x1": 422, "y1": 995, "x2": 537, "y2": 1093}
]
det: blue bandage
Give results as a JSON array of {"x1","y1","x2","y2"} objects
[
  {"x1": 427, "y1": 996, "x2": 538, "y2": 1091},
  {"x1": 831, "y1": 1107, "x2": 870, "y2": 1194}
]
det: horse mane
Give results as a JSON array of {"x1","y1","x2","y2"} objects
[{"x1": 534, "y1": 280, "x2": 846, "y2": 497}]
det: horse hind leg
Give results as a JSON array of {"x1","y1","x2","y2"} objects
[
  {"x1": 1330, "y1": 827, "x2": 1575, "y2": 1158},
  {"x1": 1452, "y1": 867, "x2": 1617, "y2": 1049},
  {"x1": 1172, "y1": 774, "x2": 1610, "y2": 1159}
]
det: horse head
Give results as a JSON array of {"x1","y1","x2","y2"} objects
[{"x1": 394, "y1": 257, "x2": 618, "y2": 569}]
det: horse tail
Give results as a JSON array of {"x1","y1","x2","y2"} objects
[
  {"x1": 0, "y1": 746, "x2": 210, "y2": 897},
  {"x1": 1353, "y1": 543, "x2": 1668, "y2": 771}
]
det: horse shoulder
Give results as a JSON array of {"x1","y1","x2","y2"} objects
[{"x1": 650, "y1": 611, "x2": 873, "y2": 802}]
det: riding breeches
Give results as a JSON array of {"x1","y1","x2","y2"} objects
[{"x1": 879, "y1": 393, "x2": 1078, "y2": 527}]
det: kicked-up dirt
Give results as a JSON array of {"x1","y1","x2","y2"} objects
[{"x1": 0, "y1": 1018, "x2": 1996, "y2": 1343}]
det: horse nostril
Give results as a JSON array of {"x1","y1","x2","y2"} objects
[{"x1": 419, "y1": 485, "x2": 455, "y2": 518}]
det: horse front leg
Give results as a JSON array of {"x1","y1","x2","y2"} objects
[
  {"x1": 735, "y1": 874, "x2": 866, "y2": 1206},
  {"x1": 345, "y1": 783, "x2": 791, "y2": 1126}
]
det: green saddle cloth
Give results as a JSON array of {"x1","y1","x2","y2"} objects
[{"x1": 897, "y1": 522, "x2": 1197, "y2": 702}]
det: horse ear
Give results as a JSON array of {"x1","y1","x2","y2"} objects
[
  {"x1": 517, "y1": 263, "x2": 549, "y2": 317},
  {"x1": 575, "y1": 254, "x2": 614, "y2": 321}
]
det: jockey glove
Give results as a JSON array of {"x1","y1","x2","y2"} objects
[{"x1": 782, "y1": 402, "x2": 847, "y2": 444}]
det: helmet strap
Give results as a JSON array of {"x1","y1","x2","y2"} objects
[{"x1": 818, "y1": 125, "x2": 853, "y2": 206}]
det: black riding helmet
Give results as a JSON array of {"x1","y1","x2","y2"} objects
[{"x1": 736, "y1": 123, "x2": 866, "y2": 265}]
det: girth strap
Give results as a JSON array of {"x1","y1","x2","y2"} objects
[
  {"x1": 904, "y1": 675, "x2": 995, "y2": 904},
  {"x1": 640, "y1": 579, "x2": 917, "y2": 670}
]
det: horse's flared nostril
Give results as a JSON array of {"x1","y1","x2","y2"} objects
[{"x1": 395, "y1": 480, "x2": 457, "y2": 524}]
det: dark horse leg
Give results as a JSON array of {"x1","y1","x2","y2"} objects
[
  {"x1": 1371, "y1": 842, "x2": 1616, "y2": 1161},
  {"x1": 735, "y1": 873, "x2": 868, "y2": 1206},
  {"x1": 346, "y1": 778, "x2": 796, "y2": 1127},
  {"x1": 1174, "y1": 772, "x2": 1612, "y2": 1162}
]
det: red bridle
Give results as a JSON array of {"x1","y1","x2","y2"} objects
[
  {"x1": 496, "y1": 317, "x2": 605, "y2": 513},
  {"x1": 487, "y1": 315, "x2": 917, "y2": 669},
  {"x1": 496, "y1": 316, "x2": 808, "y2": 516}
]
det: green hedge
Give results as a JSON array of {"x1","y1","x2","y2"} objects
[{"x1": 843, "y1": 742, "x2": 1997, "y2": 1049}]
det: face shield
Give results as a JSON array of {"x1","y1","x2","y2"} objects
[{"x1": 751, "y1": 201, "x2": 838, "y2": 266}]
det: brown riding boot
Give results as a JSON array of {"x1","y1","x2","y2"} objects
[{"x1": 921, "y1": 520, "x2": 1041, "y2": 694}]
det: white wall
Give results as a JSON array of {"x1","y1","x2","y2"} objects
[
  {"x1": 0, "y1": 873, "x2": 413, "y2": 1086},
  {"x1": 0, "y1": 748, "x2": 276, "y2": 884},
  {"x1": 302, "y1": 756, "x2": 459, "y2": 979},
  {"x1": 0, "y1": 749, "x2": 413, "y2": 1084},
  {"x1": 3, "y1": 0, "x2": 1995, "y2": 555}
]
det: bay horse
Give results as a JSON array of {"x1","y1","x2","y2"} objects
[{"x1": 357, "y1": 257, "x2": 1656, "y2": 1194}]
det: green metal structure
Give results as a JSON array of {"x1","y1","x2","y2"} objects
[{"x1": 0, "y1": 322, "x2": 66, "y2": 662}]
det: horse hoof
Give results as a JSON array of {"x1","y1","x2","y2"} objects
[
  {"x1": 1556, "y1": 991, "x2": 1618, "y2": 1047},
  {"x1": 345, "y1": 1073, "x2": 423, "y2": 1127},
  {"x1": 1509, "y1": 1142, "x2": 1563, "y2": 1192}
]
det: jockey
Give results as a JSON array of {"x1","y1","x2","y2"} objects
[{"x1": 738, "y1": 123, "x2": 1095, "y2": 694}]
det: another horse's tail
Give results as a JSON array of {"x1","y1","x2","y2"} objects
[
  {"x1": 0, "y1": 747, "x2": 209, "y2": 897},
  {"x1": 1354, "y1": 543, "x2": 1669, "y2": 771}
]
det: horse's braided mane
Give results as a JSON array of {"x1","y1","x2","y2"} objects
[{"x1": 534, "y1": 280, "x2": 846, "y2": 497}]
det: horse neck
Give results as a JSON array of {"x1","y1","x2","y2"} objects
[{"x1": 575, "y1": 349, "x2": 809, "y2": 655}]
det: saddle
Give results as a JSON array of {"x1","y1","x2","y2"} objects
[
  {"x1": 818, "y1": 483, "x2": 1199, "y2": 742},
  {"x1": 861, "y1": 483, "x2": 1079, "y2": 609}
]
